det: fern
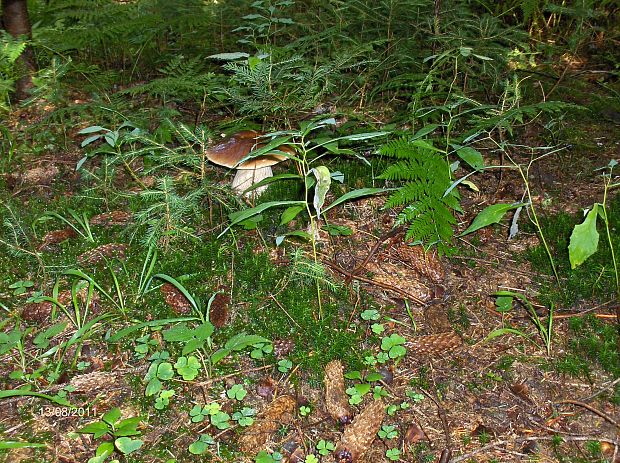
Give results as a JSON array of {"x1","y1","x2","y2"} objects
[
  {"x1": 0, "y1": 31, "x2": 28, "y2": 110},
  {"x1": 132, "y1": 177, "x2": 203, "y2": 250},
  {"x1": 121, "y1": 56, "x2": 220, "y2": 101},
  {"x1": 379, "y1": 138, "x2": 460, "y2": 254}
]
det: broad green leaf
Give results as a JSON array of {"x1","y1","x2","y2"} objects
[
  {"x1": 244, "y1": 173, "x2": 302, "y2": 194},
  {"x1": 336, "y1": 131, "x2": 389, "y2": 141},
  {"x1": 494, "y1": 295, "x2": 513, "y2": 313},
  {"x1": 88, "y1": 443, "x2": 114, "y2": 463},
  {"x1": 106, "y1": 317, "x2": 198, "y2": 343},
  {"x1": 208, "y1": 52, "x2": 250, "y2": 60},
  {"x1": 354, "y1": 383, "x2": 371, "y2": 395},
  {"x1": 365, "y1": 372, "x2": 383, "y2": 382},
  {"x1": 323, "y1": 188, "x2": 386, "y2": 213},
  {"x1": 81, "y1": 134, "x2": 101, "y2": 147},
  {"x1": 275, "y1": 230, "x2": 311, "y2": 246},
  {"x1": 145, "y1": 377, "x2": 162, "y2": 396},
  {"x1": 79, "y1": 421, "x2": 110, "y2": 439},
  {"x1": 412, "y1": 125, "x2": 439, "y2": 140},
  {"x1": 280, "y1": 205, "x2": 305, "y2": 225},
  {"x1": 311, "y1": 166, "x2": 331, "y2": 216},
  {"x1": 115, "y1": 417, "x2": 143, "y2": 436},
  {"x1": 78, "y1": 126, "x2": 106, "y2": 134},
  {"x1": 102, "y1": 408, "x2": 121, "y2": 425},
  {"x1": 322, "y1": 224, "x2": 352, "y2": 236},
  {"x1": 114, "y1": 437, "x2": 143, "y2": 455},
  {"x1": 568, "y1": 205, "x2": 600, "y2": 269},
  {"x1": 220, "y1": 201, "x2": 306, "y2": 238},
  {"x1": 459, "y1": 203, "x2": 525, "y2": 236},
  {"x1": 461, "y1": 180, "x2": 479, "y2": 191},
  {"x1": 224, "y1": 333, "x2": 270, "y2": 351},
  {"x1": 452, "y1": 144, "x2": 484, "y2": 171},
  {"x1": 0, "y1": 389, "x2": 72, "y2": 407},
  {"x1": 33, "y1": 321, "x2": 68, "y2": 349},
  {"x1": 483, "y1": 328, "x2": 532, "y2": 344}
]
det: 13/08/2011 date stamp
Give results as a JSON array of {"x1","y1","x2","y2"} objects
[{"x1": 39, "y1": 406, "x2": 95, "y2": 418}]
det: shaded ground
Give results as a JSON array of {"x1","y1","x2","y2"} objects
[{"x1": 0, "y1": 75, "x2": 619, "y2": 463}]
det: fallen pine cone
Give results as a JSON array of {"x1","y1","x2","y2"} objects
[
  {"x1": 273, "y1": 338, "x2": 294, "y2": 359},
  {"x1": 324, "y1": 360, "x2": 353, "y2": 425},
  {"x1": 209, "y1": 292, "x2": 230, "y2": 328},
  {"x1": 89, "y1": 210, "x2": 133, "y2": 227},
  {"x1": 78, "y1": 243, "x2": 128, "y2": 265},
  {"x1": 390, "y1": 243, "x2": 445, "y2": 283},
  {"x1": 334, "y1": 399, "x2": 386, "y2": 463},
  {"x1": 161, "y1": 283, "x2": 192, "y2": 315},
  {"x1": 238, "y1": 395, "x2": 296, "y2": 454},
  {"x1": 406, "y1": 331, "x2": 462, "y2": 357},
  {"x1": 39, "y1": 228, "x2": 76, "y2": 250}
]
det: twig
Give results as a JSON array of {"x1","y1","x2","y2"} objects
[
  {"x1": 421, "y1": 387, "x2": 452, "y2": 451},
  {"x1": 349, "y1": 225, "x2": 405, "y2": 276},
  {"x1": 450, "y1": 435, "x2": 619, "y2": 463},
  {"x1": 556, "y1": 399, "x2": 620, "y2": 428},
  {"x1": 324, "y1": 259, "x2": 426, "y2": 305},
  {"x1": 581, "y1": 377, "x2": 620, "y2": 402},
  {"x1": 269, "y1": 294, "x2": 302, "y2": 330}
]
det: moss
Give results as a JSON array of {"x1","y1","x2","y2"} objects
[{"x1": 524, "y1": 195, "x2": 620, "y2": 307}]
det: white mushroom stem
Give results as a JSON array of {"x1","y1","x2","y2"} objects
[{"x1": 231, "y1": 166, "x2": 273, "y2": 197}]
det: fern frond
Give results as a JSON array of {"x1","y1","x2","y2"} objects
[{"x1": 379, "y1": 138, "x2": 458, "y2": 254}]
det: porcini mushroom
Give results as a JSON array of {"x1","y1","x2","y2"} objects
[{"x1": 206, "y1": 130, "x2": 292, "y2": 196}]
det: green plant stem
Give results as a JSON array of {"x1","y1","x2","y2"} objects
[
  {"x1": 299, "y1": 135, "x2": 323, "y2": 319},
  {"x1": 506, "y1": 149, "x2": 562, "y2": 290},
  {"x1": 601, "y1": 170, "x2": 619, "y2": 298}
]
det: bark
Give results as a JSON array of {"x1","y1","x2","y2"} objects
[{"x1": 2, "y1": 0, "x2": 36, "y2": 101}]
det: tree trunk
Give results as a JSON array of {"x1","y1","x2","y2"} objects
[{"x1": 2, "y1": 0, "x2": 36, "y2": 101}]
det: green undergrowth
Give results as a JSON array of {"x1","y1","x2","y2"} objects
[
  {"x1": 0, "y1": 181, "x2": 366, "y2": 374},
  {"x1": 525, "y1": 195, "x2": 620, "y2": 307},
  {"x1": 556, "y1": 315, "x2": 620, "y2": 403}
]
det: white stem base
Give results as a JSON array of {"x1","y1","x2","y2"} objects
[{"x1": 231, "y1": 166, "x2": 273, "y2": 197}]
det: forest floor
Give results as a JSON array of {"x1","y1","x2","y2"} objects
[{"x1": 0, "y1": 70, "x2": 619, "y2": 463}]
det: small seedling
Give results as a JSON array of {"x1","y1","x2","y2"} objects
[
  {"x1": 78, "y1": 408, "x2": 143, "y2": 462},
  {"x1": 386, "y1": 448, "x2": 401, "y2": 461},
  {"x1": 346, "y1": 383, "x2": 371, "y2": 405},
  {"x1": 210, "y1": 410, "x2": 231, "y2": 429},
  {"x1": 134, "y1": 334, "x2": 157, "y2": 358},
  {"x1": 373, "y1": 385, "x2": 388, "y2": 399},
  {"x1": 378, "y1": 424, "x2": 399, "y2": 440},
  {"x1": 278, "y1": 359, "x2": 293, "y2": 373},
  {"x1": 227, "y1": 384, "x2": 248, "y2": 401},
  {"x1": 255, "y1": 451, "x2": 283, "y2": 463},
  {"x1": 381, "y1": 334, "x2": 406, "y2": 361},
  {"x1": 251, "y1": 342, "x2": 274, "y2": 359},
  {"x1": 299, "y1": 405, "x2": 311, "y2": 416},
  {"x1": 232, "y1": 407, "x2": 256, "y2": 426},
  {"x1": 361, "y1": 309, "x2": 380, "y2": 321},
  {"x1": 189, "y1": 404, "x2": 213, "y2": 423},
  {"x1": 9, "y1": 280, "x2": 34, "y2": 296},
  {"x1": 371, "y1": 323, "x2": 385, "y2": 334},
  {"x1": 174, "y1": 356, "x2": 201, "y2": 380},
  {"x1": 305, "y1": 455, "x2": 319, "y2": 463},
  {"x1": 316, "y1": 439, "x2": 335, "y2": 455},
  {"x1": 406, "y1": 390, "x2": 425, "y2": 403},
  {"x1": 155, "y1": 389, "x2": 175, "y2": 410},
  {"x1": 188, "y1": 433, "x2": 215, "y2": 455},
  {"x1": 145, "y1": 352, "x2": 174, "y2": 397}
]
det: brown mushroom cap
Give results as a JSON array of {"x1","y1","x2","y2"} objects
[{"x1": 206, "y1": 130, "x2": 292, "y2": 170}]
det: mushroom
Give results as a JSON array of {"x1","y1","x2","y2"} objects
[{"x1": 205, "y1": 130, "x2": 292, "y2": 196}]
